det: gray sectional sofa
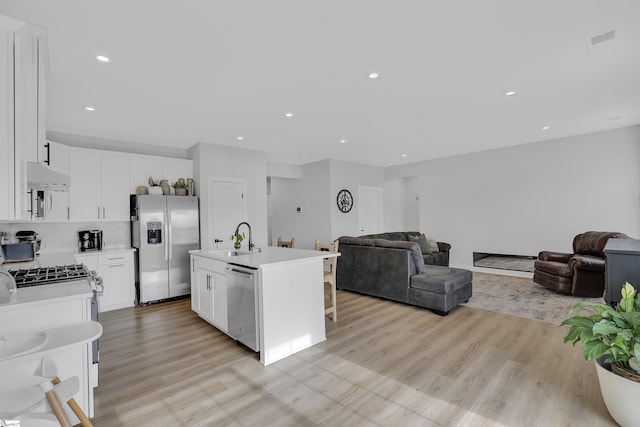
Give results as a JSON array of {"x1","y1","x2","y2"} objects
[{"x1": 336, "y1": 232, "x2": 472, "y2": 315}]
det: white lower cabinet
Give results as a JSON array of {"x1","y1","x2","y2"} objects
[
  {"x1": 76, "y1": 250, "x2": 135, "y2": 312},
  {"x1": 190, "y1": 255, "x2": 228, "y2": 332}
]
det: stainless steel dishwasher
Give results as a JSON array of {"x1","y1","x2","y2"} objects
[{"x1": 225, "y1": 264, "x2": 259, "y2": 351}]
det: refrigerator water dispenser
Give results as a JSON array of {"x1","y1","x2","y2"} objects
[{"x1": 147, "y1": 221, "x2": 162, "y2": 244}]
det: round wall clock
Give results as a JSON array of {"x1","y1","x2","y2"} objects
[{"x1": 336, "y1": 189, "x2": 353, "y2": 213}]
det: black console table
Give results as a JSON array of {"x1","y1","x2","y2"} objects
[{"x1": 603, "y1": 238, "x2": 640, "y2": 305}]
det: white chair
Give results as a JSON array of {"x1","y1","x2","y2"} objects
[
  {"x1": 0, "y1": 357, "x2": 93, "y2": 427},
  {"x1": 314, "y1": 239, "x2": 339, "y2": 322}
]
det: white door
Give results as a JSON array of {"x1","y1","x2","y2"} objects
[
  {"x1": 208, "y1": 178, "x2": 247, "y2": 250},
  {"x1": 358, "y1": 186, "x2": 383, "y2": 235}
]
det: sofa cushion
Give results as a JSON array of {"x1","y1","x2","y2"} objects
[
  {"x1": 534, "y1": 260, "x2": 573, "y2": 278},
  {"x1": 410, "y1": 266, "x2": 472, "y2": 294},
  {"x1": 373, "y1": 239, "x2": 426, "y2": 274}
]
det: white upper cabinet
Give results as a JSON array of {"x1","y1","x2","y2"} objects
[
  {"x1": 0, "y1": 18, "x2": 15, "y2": 220},
  {"x1": 129, "y1": 154, "x2": 193, "y2": 195},
  {"x1": 69, "y1": 149, "x2": 130, "y2": 221},
  {"x1": 0, "y1": 15, "x2": 48, "y2": 221}
]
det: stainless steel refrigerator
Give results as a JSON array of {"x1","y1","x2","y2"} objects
[{"x1": 131, "y1": 195, "x2": 200, "y2": 304}]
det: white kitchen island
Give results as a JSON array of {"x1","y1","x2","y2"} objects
[{"x1": 189, "y1": 246, "x2": 338, "y2": 366}]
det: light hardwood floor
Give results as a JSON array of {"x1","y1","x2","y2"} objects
[{"x1": 94, "y1": 291, "x2": 617, "y2": 426}]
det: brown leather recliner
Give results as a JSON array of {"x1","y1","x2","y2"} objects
[{"x1": 533, "y1": 231, "x2": 629, "y2": 297}]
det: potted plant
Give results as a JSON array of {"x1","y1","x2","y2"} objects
[
  {"x1": 561, "y1": 282, "x2": 640, "y2": 426},
  {"x1": 230, "y1": 233, "x2": 244, "y2": 249},
  {"x1": 172, "y1": 180, "x2": 187, "y2": 196}
]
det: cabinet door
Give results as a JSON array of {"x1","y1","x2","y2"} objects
[
  {"x1": 190, "y1": 256, "x2": 199, "y2": 312},
  {"x1": 98, "y1": 260, "x2": 134, "y2": 312},
  {"x1": 196, "y1": 268, "x2": 214, "y2": 322},
  {"x1": 0, "y1": 23, "x2": 13, "y2": 220},
  {"x1": 129, "y1": 156, "x2": 162, "y2": 195},
  {"x1": 100, "y1": 154, "x2": 130, "y2": 221},
  {"x1": 69, "y1": 150, "x2": 101, "y2": 221},
  {"x1": 211, "y1": 271, "x2": 228, "y2": 331},
  {"x1": 43, "y1": 141, "x2": 70, "y2": 222},
  {"x1": 162, "y1": 158, "x2": 193, "y2": 194}
]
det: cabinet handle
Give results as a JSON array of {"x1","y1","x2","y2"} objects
[
  {"x1": 108, "y1": 264, "x2": 125, "y2": 268},
  {"x1": 206, "y1": 274, "x2": 211, "y2": 290},
  {"x1": 44, "y1": 142, "x2": 50, "y2": 165},
  {"x1": 108, "y1": 257, "x2": 125, "y2": 261},
  {"x1": 192, "y1": 258, "x2": 196, "y2": 272},
  {"x1": 67, "y1": 206, "x2": 70, "y2": 220},
  {"x1": 98, "y1": 206, "x2": 101, "y2": 219},
  {"x1": 103, "y1": 207, "x2": 106, "y2": 219}
]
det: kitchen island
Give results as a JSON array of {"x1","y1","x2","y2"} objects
[{"x1": 189, "y1": 246, "x2": 339, "y2": 365}]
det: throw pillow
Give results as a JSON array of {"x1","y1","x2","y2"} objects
[
  {"x1": 427, "y1": 237, "x2": 440, "y2": 253},
  {"x1": 408, "y1": 233, "x2": 431, "y2": 254}
]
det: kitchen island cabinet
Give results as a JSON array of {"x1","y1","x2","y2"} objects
[
  {"x1": 191, "y1": 255, "x2": 228, "y2": 331},
  {"x1": 189, "y1": 246, "x2": 338, "y2": 366}
]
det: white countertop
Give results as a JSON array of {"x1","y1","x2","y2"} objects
[{"x1": 189, "y1": 246, "x2": 339, "y2": 269}]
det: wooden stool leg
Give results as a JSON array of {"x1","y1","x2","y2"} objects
[
  {"x1": 52, "y1": 377, "x2": 94, "y2": 427},
  {"x1": 331, "y1": 284, "x2": 337, "y2": 322},
  {"x1": 43, "y1": 388, "x2": 73, "y2": 427}
]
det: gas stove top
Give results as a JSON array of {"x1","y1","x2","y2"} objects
[{"x1": 8, "y1": 264, "x2": 90, "y2": 288}]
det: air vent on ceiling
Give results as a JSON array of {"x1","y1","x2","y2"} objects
[{"x1": 591, "y1": 30, "x2": 615, "y2": 46}]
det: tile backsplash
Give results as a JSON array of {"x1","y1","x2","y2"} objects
[{"x1": 0, "y1": 222, "x2": 131, "y2": 253}]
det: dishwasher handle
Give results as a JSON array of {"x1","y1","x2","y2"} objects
[{"x1": 225, "y1": 267, "x2": 254, "y2": 278}]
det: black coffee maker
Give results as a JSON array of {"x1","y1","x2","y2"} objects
[{"x1": 78, "y1": 230, "x2": 103, "y2": 252}]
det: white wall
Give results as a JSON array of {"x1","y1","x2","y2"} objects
[
  {"x1": 268, "y1": 159, "x2": 384, "y2": 249},
  {"x1": 383, "y1": 176, "x2": 420, "y2": 232},
  {"x1": 189, "y1": 142, "x2": 268, "y2": 251},
  {"x1": 269, "y1": 161, "x2": 331, "y2": 250},
  {"x1": 385, "y1": 125, "x2": 640, "y2": 269},
  {"x1": 329, "y1": 160, "x2": 384, "y2": 239}
]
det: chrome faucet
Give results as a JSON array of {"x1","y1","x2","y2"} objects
[{"x1": 234, "y1": 222, "x2": 254, "y2": 251}]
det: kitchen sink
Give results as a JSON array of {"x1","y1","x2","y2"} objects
[{"x1": 209, "y1": 250, "x2": 252, "y2": 257}]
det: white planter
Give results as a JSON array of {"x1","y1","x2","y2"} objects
[{"x1": 595, "y1": 357, "x2": 640, "y2": 427}]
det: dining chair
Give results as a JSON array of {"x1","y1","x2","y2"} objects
[
  {"x1": 277, "y1": 237, "x2": 295, "y2": 248},
  {"x1": 314, "y1": 239, "x2": 339, "y2": 322}
]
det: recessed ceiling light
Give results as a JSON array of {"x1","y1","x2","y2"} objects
[
  {"x1": 505, "y1": 91, "x2": 517, "y2": 96},
  {"x1": 369, "y1": 72, "x2": 380, "y2": 79},
  {"x1": 542, "y1": 126, "x2": 550, "y2": 130},
  {"x1": 401, "y1": 154, "x2": 407, "y2": 157},
  {"x1": 285, "y1": 112, "x2": 293, "y2": 118},
  {"x1": 96, "y1": 55, "x2": 110, "y2": 63},
  {"x1": 236, "y1": 136, "x2": 244, "y2": 141},
  {"x1": 339, "y1": 139, "x2": 347, "y2": 144},
  {"x1": 84, "y1": 106, "x2": 95, "y2": 111}
]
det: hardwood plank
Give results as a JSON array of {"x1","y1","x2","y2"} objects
[{"x1": 93, "y1": 288, "x2": 617, "y2": 426}]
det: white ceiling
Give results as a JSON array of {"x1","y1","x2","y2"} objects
[{"x1": 1, "y1": 1, "x2": 639, "y2": 166}]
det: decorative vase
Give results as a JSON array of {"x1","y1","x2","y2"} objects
[
  {"x1": 175, "y1": 187, "x2": 187, "y2": 196},
  {"x1": 234, "y1": 242, "x2": 241, "y2": 249},
  {"x1": 595, "y1": 357, "x2": 640, "y2": 426},
  {"x1": 160, "y1": 180, "x2": 170, "y2": 195},
  {"x1": 148, "y1": 186, "x2": 163, "y2": 195}
]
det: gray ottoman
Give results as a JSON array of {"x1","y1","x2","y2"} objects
[{"x1": 408, "y1": 266, "x2": 473, "y2": 315}]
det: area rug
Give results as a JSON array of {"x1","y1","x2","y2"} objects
[{"x1": 461, "y1": 272, "x2": 604, "y2": 325}]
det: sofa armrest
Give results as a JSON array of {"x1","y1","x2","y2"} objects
[
  {"x1": 538, "y1": 251, "x2": 572, "y2": 263},
  {"x1": 437, "y1": 242, "x2": 451, "y2": 253},
  {"x1": 569, "y1": 255, "x2": 605, "y2": 272}
]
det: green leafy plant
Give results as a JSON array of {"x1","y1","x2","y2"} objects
[
  {"x1": 561, "y1": 282, "x2": 640, "y2": 372},
  {"x1": 172, "y1": 181, "x2": 187, "y2": 189},
  {"x1": 230, "y1": 233, "x2": 244, "y2": 244}
]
